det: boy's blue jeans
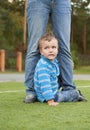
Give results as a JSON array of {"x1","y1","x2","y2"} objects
[
  {"x1": 54, "y1": 88, "x2": 79, "y2": 102},
  {"x1": 25, "y1": 0, "x2": 77, "y2": 101}
]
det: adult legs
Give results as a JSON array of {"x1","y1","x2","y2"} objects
[
  {"x1": 51, "y1": 0, "x2": 87, "y2": 102},
  {"x1": 51, "y1": 0, "x2": 75, "y2": 89},
  {"x1": 24, "y1": 0, "x2": 50, "y2": 102}
]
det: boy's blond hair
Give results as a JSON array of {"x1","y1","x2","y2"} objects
[{"x1": 38, "y1": 32, "x2": 57, "y2": 49}]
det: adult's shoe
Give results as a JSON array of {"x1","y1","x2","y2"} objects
[
  {"x1": 23, "y1": 91, "x2": 37, "y2": 103},
  {"x1": 78, "y1": 90, "x2": 87, "y2": 102}
]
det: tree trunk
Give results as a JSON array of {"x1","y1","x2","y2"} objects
[
  {"x1": 23, "y1": 0, "x2": 27, "y2": 50},
  {"x1": 82, "y1": 23, "x2": 86, "y2": 54},
  {"x1": 71, "y1": 25, "x2": 74, "y2": 44}
]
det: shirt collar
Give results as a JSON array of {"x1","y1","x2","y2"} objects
[{"x1": 41, "y1": 55, "x2": 58, "y2": 64}]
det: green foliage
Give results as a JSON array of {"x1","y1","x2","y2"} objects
[
  {"x1": 5, "y1": 51, "x2": 16, "y2": 70},
  {"x1": 0, "y1": 0, "x2": 90, "y2": 69},
  {"x1": 71, "y1": 43, "x2": 81, "y2": 68},
  {"x1": 6, "y1": 58, "x2": 16, "y2": 70},
  {"x1": 0, "y1": 0, "x2": 24, "y2": 51},
  {"x1": 87, "y1": 17, "x2": 90, "y2": 52},
  {"x1": 71, "y1": 42, "x2": 90, "y2": 67},
  {"x1": 71, "y1": 0, "x2": 90, "y2": 54}
]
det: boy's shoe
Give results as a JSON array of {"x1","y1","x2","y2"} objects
[
  {"x1": 78, "y1": 90, "x2": 87, "y2": 102},
  {"x1": 23, "y1": 91, "x2": 37, "y2": 103}
]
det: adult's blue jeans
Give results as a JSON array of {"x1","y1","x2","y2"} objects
[{"x1": 25, "y1": 0, "x2": 76, "y2": 96}]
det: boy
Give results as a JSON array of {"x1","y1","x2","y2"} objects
[{"x1": 34, "y1": 33, "x2": 81, "y2": 106}]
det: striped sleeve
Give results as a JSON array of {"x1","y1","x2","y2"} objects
[{"x1": 37, "y1": 67, "x2": 54, "y2": 101}]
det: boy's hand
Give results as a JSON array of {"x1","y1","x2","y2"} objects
[{"x1": 47, "y1": 99, "x2": 59, "y2": 106}]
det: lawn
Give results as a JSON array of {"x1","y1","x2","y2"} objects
[
  {"x1": 0, "y1": 81, "x2": 90, "y2": 130},
  {"x1": 74, "y1": 66, "x2": 90, "y2": 74},
  {"x1": 0, "y1": 66, "x2": 90, "y2": 74}
]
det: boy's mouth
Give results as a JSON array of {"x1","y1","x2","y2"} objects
[{"x1": 48, "y1": 54, "x2": 55, "y2": 57}]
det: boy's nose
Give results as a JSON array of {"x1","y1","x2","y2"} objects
[{"x1": 49, "y1": 48, "x2": 53, "y2": 52}]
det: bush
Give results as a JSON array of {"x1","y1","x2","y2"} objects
[
  {"x1": 71, "y1": 43, "x2": 81, "y2": 68},
  {"x1": 71, "y1": 43, "x2": 90, "y2": 68},
  {"x1": 5, "y1": 50, "x2": 25, "y2": 71},
  {"x1": 6, "y1": 56, "x2": 16, "y2": 70}
]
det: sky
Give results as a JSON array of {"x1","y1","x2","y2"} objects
[{"x1": 8, "y1": 0, "x2": 13, "y2": 2}]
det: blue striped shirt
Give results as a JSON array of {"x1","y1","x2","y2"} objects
[{"x1": 34, "y1": 55, "x2": 60, "y2": 102}]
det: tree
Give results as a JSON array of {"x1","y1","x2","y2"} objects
[
  {"x1": 0, "y1": 0, "x2": 24, "y2": 51},
  {"x1": 23, "y1": 0, "x2": 27, "y2": 50},
  {"x1": 71, "y1": 0, "x2": 90, "y2": 54}
]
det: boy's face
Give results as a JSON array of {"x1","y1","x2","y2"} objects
[{"x1": 40, "y1": 38, "x2": 58, "y2": 61}]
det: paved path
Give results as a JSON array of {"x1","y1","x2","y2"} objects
[
  {"x1": 0, "y1": 74, "x2": 90, "y2": 82},
  {"x1": 0, "y1": 74, "x2": 24, "y2": 82}
]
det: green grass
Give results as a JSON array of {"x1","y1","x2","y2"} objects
[
  {"x1": 74, "y1": 66, "x2": 90, "y2": 74},
  {"x1": 0, "y1": 66, "x2": 90, "y2": 74},
  {"x1": 0, "y1": 81, "x2": 90, "y2": 130}
]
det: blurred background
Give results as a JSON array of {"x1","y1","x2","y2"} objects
[{"x1": 0, "y1": 0, "x2": 90, "y2": 71}]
